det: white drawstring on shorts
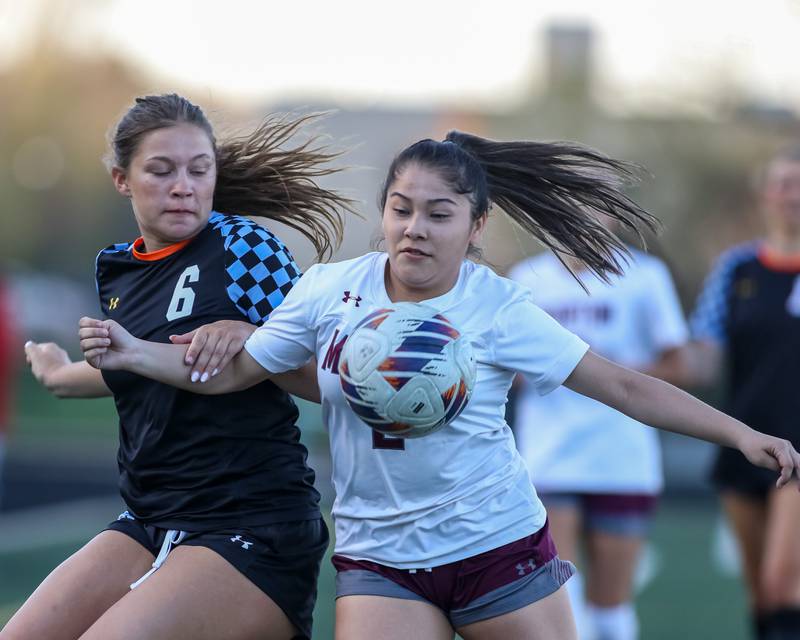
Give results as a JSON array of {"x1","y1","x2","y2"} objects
[{"x1": 130, "y1": 529, "x2": 187, "y2": 589}]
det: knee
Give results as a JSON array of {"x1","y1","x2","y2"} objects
[{"x1": 759, "y1": 565, "x2": 800, "y2": 609}]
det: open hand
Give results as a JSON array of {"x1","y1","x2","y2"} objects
[{"x1": 169, "y1": 320, "x2": 256, "y2": 382}]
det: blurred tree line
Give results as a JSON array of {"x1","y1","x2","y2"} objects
[
  {"x1": 2, "y1": 15, "x2": 800, "y2": 306},
  {"x1": 0, "y1": 7, "x2": 150, "y2": 278}
]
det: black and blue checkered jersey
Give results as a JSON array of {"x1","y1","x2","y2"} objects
[
  {"x1": 690, "y1": 241, "x2": 800, "y2": 444},
  {"x1": 95, "y1": 212, "x2": 319, "y2": 529}
]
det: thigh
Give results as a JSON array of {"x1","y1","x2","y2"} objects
[
  {"x1": 335, "y1": 595, "x2": 454, "y2": 640},
  {"x1": 720, "y1": 490, "x2": 767, "y2": 605},
  {"x1": 457, "y1": 584, "x2": 577, "y2": 640},
  {"x1": 583, "y1": 530, "x2": 644, "y2": 607},
  {"x1": 1, "y1": 530, "x2": 154, "y2": 640},
  {"x1": 761, "y1": 484, "x2": 800, "y2": 605},
  {"x1": 79, "y1": 545, "x2": 297, "y2": 640},
  {"x1": 540, "y1": 498, "x2": 582, "y2": 563}
]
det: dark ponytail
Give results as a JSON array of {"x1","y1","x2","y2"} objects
[
  {"x1": 380, "y1": 131, "x2": 658, "y2": 281},
  {"x1": 108, "y1": 94, "x2": 355, "y2": 260}
]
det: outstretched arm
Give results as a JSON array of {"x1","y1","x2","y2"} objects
[
  {"x1": 168, "y1": 320, "x2": 320, "y2": 403},
  {"x1": 79, "y1": 317, "x2": 270, "y2": 394},
  {"x1": 564, "y1": 350, "x2": 800, "y2": 488},
  {"x1": 25, "y1": 340, "x2": 111, "y2": 398}
]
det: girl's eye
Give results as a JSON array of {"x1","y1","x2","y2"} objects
[
  {"x1": 149, "y1": 168, "x2": 171, "y2": 176},
  {"x1": 394, "y1": 208, "x2": 410, "y2": 215},
  {"x1": 430, "y1": 212, "x2": 449, "y2": 220},
  {"x1": 190, "y1": 169, "x2": 208, "y2": 176}
]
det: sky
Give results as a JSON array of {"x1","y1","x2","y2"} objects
[{"x1": 2, "y1": 0, "x2": 800, "y2": 113}]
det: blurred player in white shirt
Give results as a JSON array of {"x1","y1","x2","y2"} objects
[{"x1": 510, "y1": 245, "x2": 690, "y2": 640}]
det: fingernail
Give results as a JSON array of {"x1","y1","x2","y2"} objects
[
  {"x1": 24, "y1": 340, "x2": 32, "y2": 348},
  {"x1": 200, "y1": 372, "x2": 209, "y2": 383},
  {"x1": 211, "y1": 368, "x2": 219, "y2": 377},
  {"x1": 191, "y1": 371, "x2": 200, "y2": 382},
  {"x1": 186, "y1": 356, "x2": 194, "y2": 365}
]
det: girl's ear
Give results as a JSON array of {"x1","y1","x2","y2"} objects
[
  {"x1": 469, "y1": 211, "x2": 489, "y2": 245},
  {"x1": 111, "y1": 166, "x2": 131, "y2": 198}
]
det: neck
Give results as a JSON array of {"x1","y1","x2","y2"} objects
[
  {"x1": 384, "y1": 261, "x2": 459, "y2": 303},
  {"x1": 764, "y1": 233, "x2": 800, "y2": 256}
]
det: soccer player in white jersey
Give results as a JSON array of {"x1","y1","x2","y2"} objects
[
  {"x1": 78, "y1": 132, "x2": 800, "y2": 640},
  {"x1": 509, "y1": 245, "x2": 690, "y2": 640}
]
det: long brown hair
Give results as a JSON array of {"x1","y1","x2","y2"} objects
[
  {"x1": 107, "y1": 94, "x2": 355, "y2": 259},
  {"x1": 380, "y1": 131, "x2": 659, "y2": 281}
]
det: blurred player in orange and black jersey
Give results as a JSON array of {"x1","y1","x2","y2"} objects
[{"x1": 690, "y1": 145, "x2": 800, "y2": 640}]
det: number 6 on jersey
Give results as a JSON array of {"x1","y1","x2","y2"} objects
[{"x1": 166, "y1": 265, "x2": 200, "y2": 321}]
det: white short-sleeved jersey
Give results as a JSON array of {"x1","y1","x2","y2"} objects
[
  {"x1": 508, "y1": 250, "x2": 688, "y2": 494},
  {"x1": 246, "y1": 252, "x2": 588, "y2": 568}
]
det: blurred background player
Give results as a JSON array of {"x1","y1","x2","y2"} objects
[
  {"x1": 4, "y1": 93, "x2": 354, "y2": 640},
  {"x1": 509, "y1": 235, "x2": 690, "y2": 640},
  {"x1": 79, "y1": 132, "x2": 800, "y2": 640},
  {"x1": 688, "y1": 145, "x2": 800, "y2": 640}
]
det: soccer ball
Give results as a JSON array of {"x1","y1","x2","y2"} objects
[{"x1": 338, "y1": 302, "x2": 477, "y2": 438}]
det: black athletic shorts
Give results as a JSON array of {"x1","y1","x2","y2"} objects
[
  {"x1": 106, "y1": 511, "x2": 329, "y2": 639},
  {"x1": 711, "y1": 446, "x2": 782, "y2": 499}
]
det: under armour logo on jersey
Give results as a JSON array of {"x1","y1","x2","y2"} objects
[
  {"x1": 515, "y1": 559, "x2": 537, "y2": 576},
  {"x1": 342, "y1": 291, "x2": 361, "y2": 306},
  {"x1": 109, "y1": 297, "x2": 120, "y2": 310},
  {"x1": 230, "y1": 535, "x2": 253, "y2": 550},
  {"x1": 117, "y1": 510, "x2": 135, "y2": 521}
]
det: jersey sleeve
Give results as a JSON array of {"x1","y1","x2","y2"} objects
[
  {"x1": 642, "y1": 259, "x2": 689, "y2": 351},
  {"x1": 244, "y1": 264, "x2": 321, "y2": 374},
  {"x1": 493, "y1": 296, "x2": 589, "y2": 395},
  {"x1": 221, "y1": 222, "x2": 301, "y2": 325},
  {"x1": 94, "y1": 243, "x2": 131, "y2": 317},
  {"x1": 689, "y1": 245, "x2": 754, "y2": 345}
]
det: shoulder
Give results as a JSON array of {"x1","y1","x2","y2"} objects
[
  {"x1": 625, "y1": 249, "x2": 673, "y2": 281},
  {"x1": 710, "y1": 241, "x2": 760, "y2": 274},
  {"x1": 208, "y1": 212, "x2": 292, "y2": 254},
  {"x1": 464, "y1": 261, "x2": 534, "y2": 307},
  {"x1": 96, "y1": 241, "x2": 134, "y2": 259},
  {"x1": 507, "y1": 252, "x2": 555, "y2": 284},
  {"x1": 95, "y1": 241, "x2": 134, "y2": 276},
  {"x1": 300, "y1": 253, "x2": 381, "y2": 292}
]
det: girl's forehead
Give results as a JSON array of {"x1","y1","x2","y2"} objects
[
  {"x1": 135, "y1": 124, "x2": 214, "y2": 160},
  {"x1": 389, "y1": 164, "x2": 466, "y2": 201}
]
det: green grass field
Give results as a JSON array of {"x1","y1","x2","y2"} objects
[
  {"x1": 0, "y1": 500, "x2": 748, "y2": 638},
  {"x1": 1, "y1": 372, "x2": 750, "y2": 637}
]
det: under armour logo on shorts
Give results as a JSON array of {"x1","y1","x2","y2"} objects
[
  {"x1": 515, "y1": 558, "x2": 536, "y2": 576},
  {"x1": 230, "y1": 535, "x2": 253, "y2": 550}
]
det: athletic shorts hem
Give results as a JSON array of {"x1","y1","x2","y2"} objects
[
  {"x1": 539, "y1": 492, "x2": 658, "y2": 537},
  {"x1": 105, "y1": 514, "x2": 328, "y2": 640},
  {"x1": 450, "y1": 557, "x2": 575, "y2": 627}
]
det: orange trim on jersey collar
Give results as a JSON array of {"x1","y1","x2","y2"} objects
[
  {"x1": 758, "y1": 246, "x2": 800, "y2": 273},
  {"x1": 132, "y1": 237, "x2": 192, "y2": 261}
]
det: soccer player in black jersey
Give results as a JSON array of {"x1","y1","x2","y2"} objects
[
  {"x1": 690, "y1": 145, "x2": 800, "y2": 640},
  {"x1": 8, "y1": 94, "x2": 353, "y2": 640}
]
